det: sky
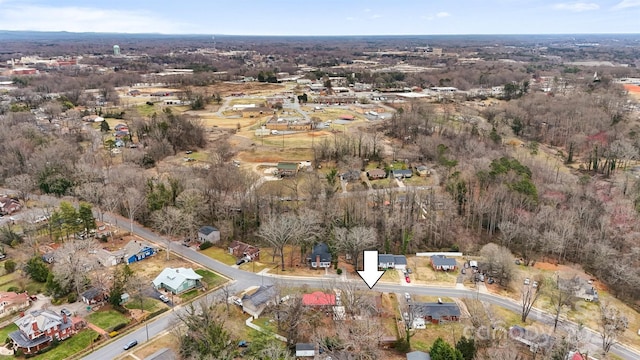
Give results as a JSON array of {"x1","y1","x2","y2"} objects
[{"x1": 0, "y1": 0, "x2": 639, "y2": 35}]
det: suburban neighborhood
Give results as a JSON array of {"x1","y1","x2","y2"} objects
[{"x1": 0, "y1": 21, "x2": 639, "y2": 360}]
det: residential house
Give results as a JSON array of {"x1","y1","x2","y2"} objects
[
  {"x1": 407, "y1": 351, "x2": 431, "y2": 360},
  {"x1": 367, "y1": 169, "x2": 387, "y2": 180},
  {"x1": 430, "y1": 255, "x2": 457, "y2": 271},
  {"x1": 9, "y1": 309, "x2": 78, "y2": 354},
  {"x1": 241, "y1": 285, "x2": 277, "y2": 318},
  {"x1": 241, "y1": 106, "x2": 274, "y2": 118},
  {"x1": 228, "y1": 240, "x2": 260, "y2": 261},
  {"x1": 313, "y1": 95, "x2": 357, "y2": 104},
  {"x1": 146, "y1": 348, "x2": 178, "y2": 360},
  {"x1": 567, "y1": 351, "x2": 599, "y2": 360},
  {"x1": 81, "y1": 287, "x2": 105, "y2": 305},
  {"x1": 0, "y1": 196, "x2": 21, "y2": 215},
  {"x1": 123, "y1": 240, "x2": 157, "y2": 264},
  {"x1": 114, "y1": 123, "x2": 129, "y2": 132},
  {"x1": 378, "y1": 254, "x2": 408, "y2": 270},
  {"x1": 41, "y1": 253, "x2": 55, "y2": 264},
  {"x1": 415, "y1": 165, "x2": 431, "y2": 177},
  {"x1": 276, "y1": 162, "x2": 299, "y2": 177},
  {"x1": 559, "y1": 277, "x2": 599, "y2": 302},
  {"x1": 392, "y1": 169, "x2": 413, "y2": 179},
  {"x1": 0, "y1": 292, "x2": 30, "y2": 316},
  {"x1": 309, "y1": 243, "x2": 332, "y2": 269},
  {"x1": 413, "y1": 302, "x2": 461, "y2": 324},
  {"x1": 295, "y1": 343, "x2": 316, "y2": 357},
  {"x1": 340, "y1": 169, "x2": 362, "y2": 182},
  {"x1": 94, "y1": 248, "x2": 119, "y2": 267},
  {"x1": 152, "y1": 267, "x2": 202, "y2": 295},
  {"x1": 509, "y1": 325, "x2": 555, "y2": 353},
  {"x1": 198, "y1": 226, "x2": 220, "y2": 243},
  {"x1": 302, "y1": 291, "x2": 336, "y2": 307}
]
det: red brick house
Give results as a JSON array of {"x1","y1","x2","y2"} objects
[
  {"x1": 9, "y1": 310, "x2": 80, "y2": 354},
  {"x1": 228, "y1": 240, "x2": 260, "y2": 261}
]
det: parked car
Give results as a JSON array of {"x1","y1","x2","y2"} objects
[
  {"x1": 487, "y1": 277, "x2": 495, "y2": 284},
  {"x1": 406, "y1": 268, "x2": 412, "y2": 274},
  {"x1": 524, "y1": 278, "x2": 531, "y2": 286},
  {"x1": 61, "y1": 308, "x2": 72, "y2": 317},
  {"x1": 159, "y1": 294, "x2": 170, "y2": 303},
  {"x1": 405, "y1": 276, "x2": 411, "y2": 283},
  {"x1": 236, "y1": 258, "x2": 247, "y2": 266},
  {"x1": 123, "y1": 340, "x2": 138, "y2": 350},
  {"x1": 532, "y1": 281, "x2": 539, "y2": 288},
  {"x1": 404, "y1": 292, "x2": 411, "y2": 301},
  {"x1": 0, "y1": 253, "x2": 6, "y2": 260}
]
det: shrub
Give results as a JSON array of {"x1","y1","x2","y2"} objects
[
  {"x1": 336, "y1": 268, "x2": 343, "y2": 275},
  {"x1": 112, "y1": 322, "x2": 127, "y2": 332},
  {"x1": 199, "y1": 241, "x2": 213, "y2": 250},
  {"x1": 146, "y1": 308, "x2": 168, "y2": 321},
  {"x1": 4, "y1": 259, "x2": 16, "y2": 273},
  {"x1": 100, "y1": 235, "x2": 108, "y2": 243},
  {"x1": 7, "y1": 286, "x2": 19, "y2": 293},
  {"x1": 66, "y1": 292, "x2": 77, "y2": 303}
]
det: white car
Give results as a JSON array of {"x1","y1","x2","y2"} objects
[
  {"x1": 159, "y1": 294, "x2": 170, "y2": 303},
  {"x1": 404, "y1": 293, "x2": 411, "y2": 301},
  {"x1": 524, "y1": 278, "x2": 531, "y2": 286}
]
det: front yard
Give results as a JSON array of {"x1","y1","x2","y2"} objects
[
  {"x1": 195, "y1": 269, "x2": 227, "y2": 288},
  {"x1": 38, "y1": 329, "x2": 99, "y2": 360},
  {"x1": 86, "y1": 310, "x2": 129, "y2": 331}
]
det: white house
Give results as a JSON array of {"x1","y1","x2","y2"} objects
[
  {"x1": 295, "y1": 343, "x2": 315, "y2": 357},
  {"x1": 198, "y1": 226, "x2": 220, "y2": 243}
]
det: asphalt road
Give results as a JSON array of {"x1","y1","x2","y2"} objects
[{"x1": 83, "y1": 213, "x2": 640, "y2": 360}]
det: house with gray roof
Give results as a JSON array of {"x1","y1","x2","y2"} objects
[
  {"x1": 412, "y1": 302, "x2": 461, "y2": 324},
  {"x1": 241, "y1": 285, "x2": 277, "y2": 318},
  {"x1": 198, "y1": 226, "x2": 220, "y2": 243},
  {"x1": 378, "y1": 254, "x2": 408, "y2": 270},
  {"x1": 152, "y1": 267, "x2": 202, "y2": 294},
  {"x1": 430, "y1": 255, "x2": 457, "y2": 271},
  {"x1": 407, "y1": 351, "x2": 431, "y2": 360},
  {"x1": 309, "y1": 242, "x2": 332, "y2": 268}
]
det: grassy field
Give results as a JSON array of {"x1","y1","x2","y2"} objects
[
  {"x1": 0, "y1": 272, "x2": 46, "y2": 294},
  {"x1": 195, "y1": 269, "x2": 227, "y2": 288},
  {"x1": 0, "y1": 323, "x2": 17, "y2": 343},
  {"x1": 86, "y1": 310, "x2": 129, "y2": 330},
  {"x1": 180, "y1": 289, "x2": 200, "y2": 302},
  {"x1": 38, "y1": 329, "x2": 99, "y2": 360},
  {"x1": 409, "y1": 256, "x2": 459, "y2": 286},
  {"x1": 125, "y1": 298, "x2": 161, "y2": 312},
  {"x1": 409, "y1": 321, "x2": 468, "y2": 352},
  {"x1": 200, "y1": 247, "x2": 237, "y2": 266}
]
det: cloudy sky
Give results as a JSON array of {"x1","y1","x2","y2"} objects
[{"x1": 0, "y1": 0, "x2": 638, "y2": 35}]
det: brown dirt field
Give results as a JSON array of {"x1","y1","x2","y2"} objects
[{"x1": 624, "y1": 84, "x2": 640, "y2": 93}]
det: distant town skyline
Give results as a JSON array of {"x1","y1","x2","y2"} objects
[{"x1": 0, "y1": 0, "x2": 639, "y2": 36}]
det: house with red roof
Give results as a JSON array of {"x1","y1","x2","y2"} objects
[{"x1": 302, "y1": 291, "x2": 336, "y2": 307}]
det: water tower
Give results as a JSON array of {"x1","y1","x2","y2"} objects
[{"x1": 113, "y1": 45, "x2": 120, "y2": 56}]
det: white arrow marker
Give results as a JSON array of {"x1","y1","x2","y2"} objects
[{"x1": 357, "y1": 250, "x2": 384, "y2": 289}]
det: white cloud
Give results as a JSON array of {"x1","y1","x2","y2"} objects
[
  {"x1": 371, "y1": 14, "x2": 382, "y2": 19},
  {"x1": 612, "y1": 0, "x2": 640, "y2": 9},
  {"x1": 0, "y1": 4, "x2": 195, "y2": 33},
  {"x1": 364, "y1": 8, "x2": 372, "y2": 12},
  {"x1": 553, "y1": 2, "x2": 600, "y2": 12},
  {"x1": 436, "y1": 12, "x2": 451, "y2": 18}
]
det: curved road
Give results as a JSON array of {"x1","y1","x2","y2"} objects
[{"x1": 83, "y1": 214, "x2": 640, "y2": 360}]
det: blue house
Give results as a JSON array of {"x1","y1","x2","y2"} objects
[{"x1": 123, "y1": 240, "x2": 157, "y2": 264}]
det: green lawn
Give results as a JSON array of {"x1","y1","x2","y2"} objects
[
  {"x1": 135, "y1": 104, "x2": 157, "y2": 117},
  {"x1": 86, "y1": 310, "x2": 129, "y2": 330},
  {"x1": 195, "y1": 269, "x2": 227, "y2": 288},
  {"x1": 0, "y1": 272, "x2": 46, "y2": 294},
  {"x1": 200, "y1": 247, "x2": 237, "y2": 265},
  {"x1": 180, "y1": 289, "x2": 200, "y2": 302},
  {"x1": 0, "y1": 323, "x2": 17, "y2": 343},
  {"x1": 125, "y1": 298, "x2": 160, "y2": 312},
  {"x1": 38, "y1": 329, "x2": 99, "y2": 360}
]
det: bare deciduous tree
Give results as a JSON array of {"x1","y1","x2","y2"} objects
[
  {"x1": 53, "y1": 239, "x2": 99, "y2": 296},
  {"x1": 599, "y1": 302, "x2": 629, "y2": 354},
  {"x1": 521, "y1": 275, "x2": 543, "y2": 322},
  {"x1": 334, "y1": 226, "x2": 377, "y2": 271}
]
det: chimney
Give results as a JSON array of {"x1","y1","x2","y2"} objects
[
  {"x1": 32, "y1": 321, "x2": 38, "y2": 332},
  {"x1": 316, "y1": 255, "x2": 320, "y2": 267},
  {"x1": 62, "y1": 313, "x2": 68, "y2": 324}
]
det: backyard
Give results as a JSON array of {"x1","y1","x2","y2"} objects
[{"x1": 86, "y1": 310, "x2": 129, "y2": 331}]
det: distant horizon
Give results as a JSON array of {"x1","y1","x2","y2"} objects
[
  {"x1": 1, "y1": 29, "x2": 639, "y2": 38},
  {"x1": 1, "y1": 0, "x2": 639, "y2": 36}
]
